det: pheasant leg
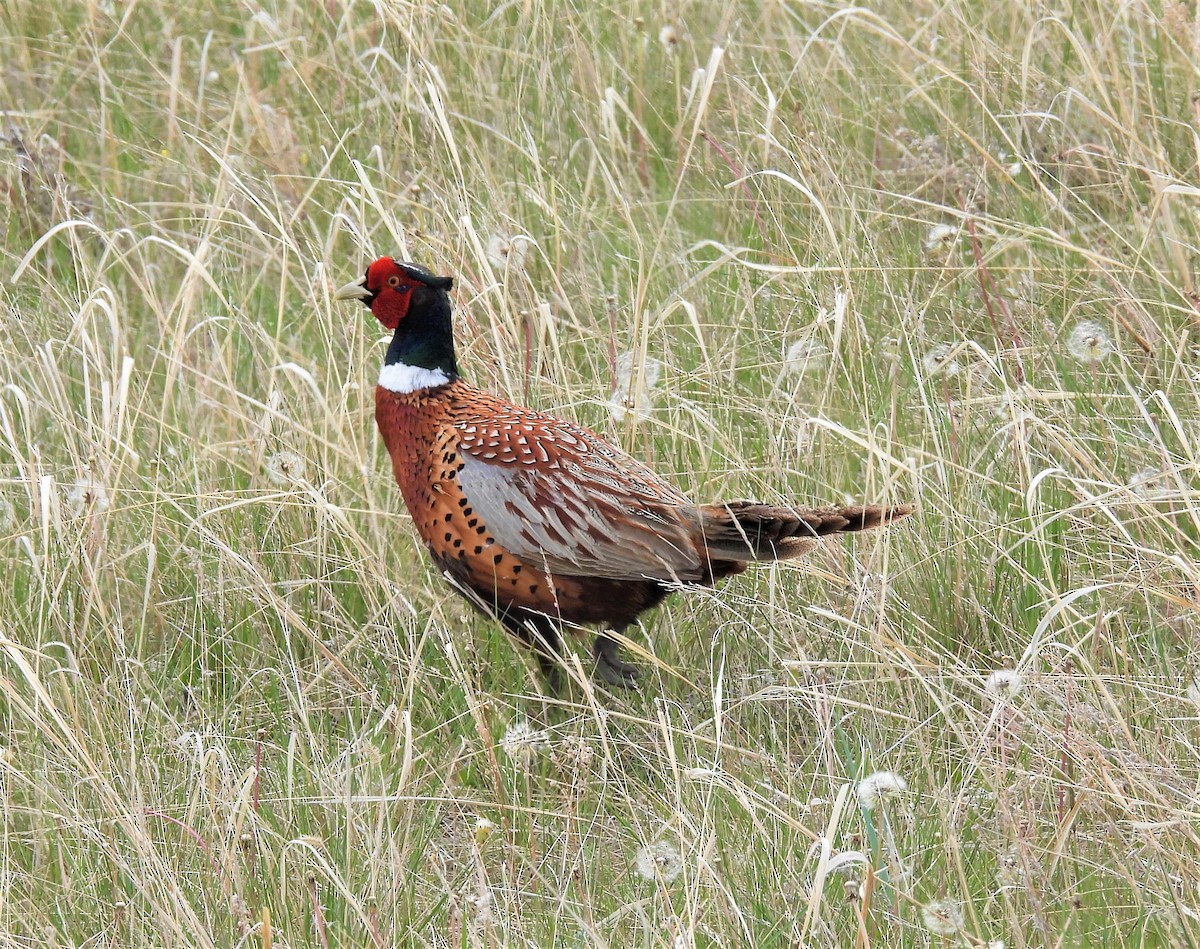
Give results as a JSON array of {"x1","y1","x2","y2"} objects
[{"x1": 593, "y1": 631, "x2": 640, "y2": 687}]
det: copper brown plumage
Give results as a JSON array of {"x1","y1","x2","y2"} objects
[{"x1": 337, "y1": 257, "x2": 913, "y2": 686}]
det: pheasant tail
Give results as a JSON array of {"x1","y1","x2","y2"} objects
[{"x1": 695, "y1": 501, "x2": 915, "y2": 563}]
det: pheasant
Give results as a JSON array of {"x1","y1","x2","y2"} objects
[{"x1": 336, "y1": 258, "x2": 912, "y2": 687}]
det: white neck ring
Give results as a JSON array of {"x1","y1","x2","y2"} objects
[{"x1": 378, "y1": 362, "x2": 451, "y2": 393}]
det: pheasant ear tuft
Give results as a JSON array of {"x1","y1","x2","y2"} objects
[{"x1": 394, "y1": 260, "x2": 454, "y2": 291}]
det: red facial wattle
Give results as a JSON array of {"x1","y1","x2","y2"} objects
[
  {"x1": 364, "y1": 258, "x2": 414, "y2": 330},
  {"x1": 334, "y1": 257, "x2": 416, "y2": 330}
]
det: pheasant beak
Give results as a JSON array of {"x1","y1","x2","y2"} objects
[{"x1": 334, "y1": 276, "x2": 374, "y2": 306}]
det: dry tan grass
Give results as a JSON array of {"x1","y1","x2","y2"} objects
[{"x1": 1, "y1": 1, "x2": 1198, "y2": 945}]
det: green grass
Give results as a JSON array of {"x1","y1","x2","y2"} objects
[{"x1": 2, "y1": 0, "x2": 1199, "y2": 945}]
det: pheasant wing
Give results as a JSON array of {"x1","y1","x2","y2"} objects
[{"x1": 455, "y1": 411, "x2": 706, "y2": 583}]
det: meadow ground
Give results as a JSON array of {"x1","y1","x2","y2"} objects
[{"x1": 2, "y1": 1, "x2": 1199, "y2": 946}]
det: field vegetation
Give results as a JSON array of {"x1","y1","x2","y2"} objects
[{"x1": 2, "y1": 1, "x2": 1200, "y2": 945}]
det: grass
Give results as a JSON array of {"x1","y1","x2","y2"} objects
[{"x1": 1, "y1": 0, "x2": 1199, "y2": 945}]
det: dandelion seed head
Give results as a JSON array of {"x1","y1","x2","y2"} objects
[
  {"x1": 1066, "y1": 320, "x2": 1114, "y2": 364},
  {"x1": 1129, "y1": 467, "x2": 1170, "y2": 500},
  {"x1": 985, "y1": 668, "x2": 1022, "y2": 701},
  {"x1": 465, "y1": 879, "x2": 493, "y2": 924},
  {"x1": 634, "y1": 838, "x2": 684, "y2": 882},
  {"x1": 923, "y1": 223, "x2": 958, "y2": 253},
  {"x1": 921, "y1": 342, "x2": 961, "y2": 378},
  {"x1": 921, "y1": 898, "x2": 964, "y2": 936},
  {"x1": 609, "y1": 351, "x2": 663, "y2": 422},
  {"x1": 264, "y1": 450, "x2": 306, "y2": 486},
  {"x1": 500, "y1": 720, "x2": 549, "y2": 766},
  {"x1": 856, "y1": 770, "x2": 907, "y2": 811},
  {"x1": 659, "y1": 23, "x2": 680, "y2": 52},
  {"x1": 474, "y1": 817, "x2": 496, "y2": 846},
  {"x1": 616, "y1": 350, "x2": 661, "y2": 388},
  {"x1": 66, "y1": 475, "x2": 109, "y2": 517},
  {"x1": 785, "y1": 337, "x2": 831, "y2": 376},
  {"x1": 485, "y1": 234, "x2": 530, "y2": 272},
  {"x1": 996, "y1": 851, "x2": 1022, "y2": 887}
]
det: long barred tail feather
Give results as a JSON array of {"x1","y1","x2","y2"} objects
[{"x1": 695, "y1": 500, "x2": 914, "y2": 563}]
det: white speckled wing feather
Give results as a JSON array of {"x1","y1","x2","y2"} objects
[{"x1": 455, "y1": 412, "x2": 707, "y2": 582}]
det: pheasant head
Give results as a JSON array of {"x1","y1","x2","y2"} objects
[
  {"x1": 335, "y1": 257, "x2": 454, "y2": 329},
  {"x1": 336, "y1": 257, "x2": 459, "y2": 388}
]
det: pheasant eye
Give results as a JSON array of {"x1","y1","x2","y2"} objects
[{"x1": 387, "y1": 275, "x2": 401, "y2": 288}]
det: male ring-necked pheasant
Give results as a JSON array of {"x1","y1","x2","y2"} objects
[{"x1": 336, "y1": 258, "x2": 912, "y2": 686}]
